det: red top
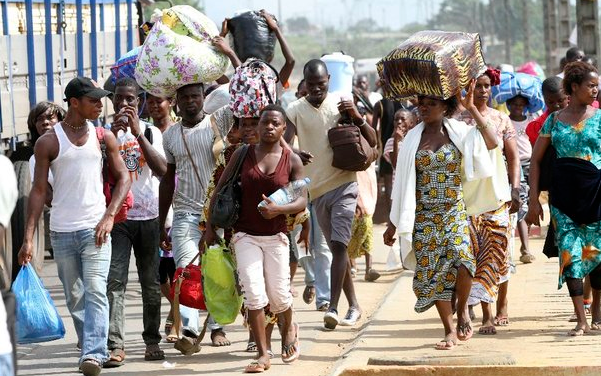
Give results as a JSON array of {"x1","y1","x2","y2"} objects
[
  {"x1": 235, "y1": 145, "x2": 291, "y2": 236},
  {"x1": 525, "y1": 110, "x2": 549, "y2": 146}
]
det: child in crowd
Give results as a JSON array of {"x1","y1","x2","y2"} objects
[{"x1": 506, "y1": 95, "x2": 536, "y2": 264}]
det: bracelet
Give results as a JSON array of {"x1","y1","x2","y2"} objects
[
  {"x1": 134, "y1": 132, "x2": 142, "y2": 141},
  {"x1": 476, "y1": 121, "x2": 492, "y2": 131},
  {"x1": 355, "y1": 120, "x2": 367, "y2": 128}
]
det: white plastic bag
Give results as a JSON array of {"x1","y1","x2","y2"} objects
[{"x1": 386, "y1": 245, "x2": 402, "y2": 271}]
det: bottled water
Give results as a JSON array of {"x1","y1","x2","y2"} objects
[{"x1": 258, "y1": 178, "x2": 311, "y2": 208}]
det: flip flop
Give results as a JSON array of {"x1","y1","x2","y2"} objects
[
  {"x1": 591, "y1": 321, "x2": 601, "y2": 331},
  {"x1": 246, "y1": 341, "x2": 258, "y2": 352},
  {"x1": 568, "y1": 328, "x2": 589, "y2": 336},
  {"x1": 164, "y1": 319, "x2": 173, "y2": 336},
  {"x1": 494, "y1": 315, "x2": 509, "y2": 326},
  {"x1": 456, "y1": 321, "x2": 473, "y2": 341},
  {"x1": 103, "y1": 348, "x2": 125, "y2": 368},
  {"x1": 244, "y1": 360, "x2": 270, "y2": 373},
  {"x1": 303, "y1": 286, "x2": 316, "y2": 305},
  {"x1": 282, "y1": 322, "x2": 300, "y2": 364},
  {"x1": 435, "y1": 339, "x2": 456, "y2": 350},
  {"x1": 478, "y1": 325, "x2": 497, "y2": 335}
]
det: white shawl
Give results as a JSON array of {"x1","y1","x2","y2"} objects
[{"x1": 389, "y1": 118, "x2": 510, "y2": 270}]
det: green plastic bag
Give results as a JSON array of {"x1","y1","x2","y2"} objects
[{"x1": 202, "y1": 242, "x2": 243, "y2": 325}]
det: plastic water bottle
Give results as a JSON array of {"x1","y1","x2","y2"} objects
[{"x1": 258, "y1": 178, "x2": 311, "y2": 208}]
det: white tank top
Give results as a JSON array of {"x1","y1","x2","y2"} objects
[{"x1": 49, "y1": 122, "x2": 106, "y2": 232}]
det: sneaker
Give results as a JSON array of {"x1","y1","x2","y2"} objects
[
  {"x1": 324, "y1": 309, "x2": 339, "y2": 330},
  {"x1": 317, "y1": 302, "x2": 330, "y2": 312},
  {"x1": 339, "y1": 307, "x2": 362, "y2": 326}
]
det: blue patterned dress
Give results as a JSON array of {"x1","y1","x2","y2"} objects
[
  {"x1": 540, "y1": 110, "x2": 601, "y2": 288},
  {"x1": 413, "y1": 143, "x2": 476, "y2": 312}
]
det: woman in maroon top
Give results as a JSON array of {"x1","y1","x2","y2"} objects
[{"x1": 207, "y1": 105, "x2": 307, "y2": 373}]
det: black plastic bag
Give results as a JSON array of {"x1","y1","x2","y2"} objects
[{"x1": 228, "y1": 11, "x2": 277, "y2": 63}]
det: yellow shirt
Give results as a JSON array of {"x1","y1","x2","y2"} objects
[{"x1": 286, "y1": 94, "x2": 356, "y2": 200}]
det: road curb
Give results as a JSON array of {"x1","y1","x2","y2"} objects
[{"x1": 329, "y1": 271, "x2": 408, "y2": 376}]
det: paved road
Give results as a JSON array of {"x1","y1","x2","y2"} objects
[{"x1": 17, "y1": 224, "x2": 399, "y2": 376}]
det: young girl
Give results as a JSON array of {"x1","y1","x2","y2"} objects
[
  {"x1": 206, "y1": 105, "x2": 306, "y2": 372},
  {"x1": 506, "y1": 95, "x2": 536, "y2": 264}
]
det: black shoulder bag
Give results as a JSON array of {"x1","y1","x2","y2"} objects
[{"x1": 210, "y1": 145, "x2": 250, "y2": 229}]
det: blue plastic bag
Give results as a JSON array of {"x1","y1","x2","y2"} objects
[
  {"x1": 13, "y1": 264, "x2": 65, "y2": 344},
  {"x1": 491, "y1": 72, "x2": 545, "y2": 114}
]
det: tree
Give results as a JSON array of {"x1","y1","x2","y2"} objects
[{"x1": 285, "y1": 16, "x2": 313, "y2": 34}]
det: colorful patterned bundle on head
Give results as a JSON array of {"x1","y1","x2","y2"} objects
[
  {"x1": 134, "y1": 5, "x2": 229, "y2": 97},
  {"x1": 229, "y1": 59, "x2": 279, "y2": 118},
  {"x1": 377, "y1": 31, "x2": 486, "y2": 100},
  {"x1": 111, "y1": 46, "x2": 142, "y2": 84}
]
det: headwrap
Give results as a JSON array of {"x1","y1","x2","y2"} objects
[{"x1": 482, "y1": 67, "x2": 501, "y2": 86}]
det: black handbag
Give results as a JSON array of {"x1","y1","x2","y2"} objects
[{"x1": 210, "y1": 145, "x2": 249, "y2": 229}]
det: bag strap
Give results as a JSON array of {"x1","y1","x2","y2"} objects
[
  {"x1": 225, "y1": 144, "x2": 249, "y2": 185},
  {"x1": 210, "y1": 116, "x2": 225, "y2": 161},
  {"x1": 172, "y1": 273, "x2": 210, "y2": 345},
  {"x1": 180, "y1": 124, "x2": 205, "y2": 192}
]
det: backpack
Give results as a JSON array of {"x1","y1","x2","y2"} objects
[
  {"x1": 229, "y1": 58, "x2": 279, "y2": 118},
  {"x1": 95, "y1": 127, "x2": 134, "y2": 223}
]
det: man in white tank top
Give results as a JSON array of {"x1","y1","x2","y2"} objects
[
  {"x1": 17, "y1": 77, "x2": 131, "y2": 376},
  {"x1": 104, "y1": 78, "x2": 166, "y2": 366}
]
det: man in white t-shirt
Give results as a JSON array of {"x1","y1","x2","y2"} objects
[
  {"x1": 104, "y1": 78, "x2": 167, "y2": 366},
  {"x1": 0, "y1": 154, "x2": 17, "y2": 375}
]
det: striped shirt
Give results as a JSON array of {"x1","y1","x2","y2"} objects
[{"x1": 163, "y1": 106, "x2": 234, "y2": 214}]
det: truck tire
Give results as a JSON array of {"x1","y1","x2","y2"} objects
[
  {"x1": 10, "y1": 160, "x2": 45, "y2": 281},
  {"x1": 1, "y1": 220, "x2": 12, "y2": 284}
]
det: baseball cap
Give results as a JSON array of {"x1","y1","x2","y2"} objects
[{"x1": 64, "y1": 77, "x2": 111, "y2": 102}]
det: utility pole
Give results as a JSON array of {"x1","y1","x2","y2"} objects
[
  {"x1": 576, "y1": 0, "x2": 600, "y2": 63},
  {"x1": 543, "y1": 0, "x2": 560, "y2": 74},
  {"x1": 557, "y1": 0, "x2": 571, "y2": 49},
  {"x1": 503, "y1": 0, "x2": 512, "y2": 64},
  {"x1": 522, "y1": 0, "x2": 530, "y2": 62}
]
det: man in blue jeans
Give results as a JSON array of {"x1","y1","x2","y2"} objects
[
  {"x1": 159, "y1": 83, "x2": 235, "y2": 354},
  {"x1": 104, "y1": 78, "x2": 167, "y2": 366},
  {"x1": 18, "y1": 77, "x2": 130, "y2": 376},
  {"x1": 295, "y1": 204, "x2": 332, "y2": 311}
]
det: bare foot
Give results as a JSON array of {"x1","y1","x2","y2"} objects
[{"x1": 211, "y1": 329, "x2": 231, "y2": 346}]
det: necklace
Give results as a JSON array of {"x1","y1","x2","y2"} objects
[
  {"x1": 63, "y1": 119, "x2": 86, "y2": 130},
  {"x1": 181, "y1": 112, "x2": 206, "y2": 128}
]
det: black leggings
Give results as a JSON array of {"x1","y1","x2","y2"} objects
[{"x1": 566, "y1": 264, "x2": 601, "y2": 297}]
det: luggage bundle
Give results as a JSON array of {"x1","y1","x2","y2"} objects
[
  {"x1": 135, "y1": 5, "x2": 230, "y2": 97},
  {"x1": 227, "y1": 10, "x2": 277, "y2": 63},
  {"x1": 110, "y1": 46, "x2": 142, "y2": 84},
  {"x1": 492, "y1": 71, "x2": 544, "y2": 114},
  {"x1": 377, "y1": 30, "x2": 486, "y2": 100}
]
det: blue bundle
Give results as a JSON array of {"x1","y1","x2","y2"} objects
[
  {"x1": 111, "y1": 46, "x2": 143, "y2": 84},
  {"x1": 492, "y1": 72, "x2": 544, "y2": 114}
]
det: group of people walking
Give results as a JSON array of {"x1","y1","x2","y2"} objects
[{"x1": 7, "y1": 6, "x2": 601, "y2": 375}]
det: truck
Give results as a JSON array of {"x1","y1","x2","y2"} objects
[{"x1": 0, "y1": 0, "x2": 142, "y2": 281}]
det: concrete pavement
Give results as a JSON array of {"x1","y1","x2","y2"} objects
[
  {"x1": 333, "y1": 229, "x2": 601, "y2": 375},
  {"x1": 16, "y1": 224, "x2": 400, "y2": 376}
]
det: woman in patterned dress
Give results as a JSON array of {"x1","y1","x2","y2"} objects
[
  {"x1": 384, "y1": 81, "x2": 499, "y2": 350},
  {"x1": 527, "y1": 61, "x2": 601, "y2": 336},
  {"x1": 454, "y1": 69, "x2": 521, "y2": 335}
]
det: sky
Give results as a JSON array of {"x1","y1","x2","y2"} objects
[{"x1": 204, "y1": 0, "x2": 444, "y2": 31}]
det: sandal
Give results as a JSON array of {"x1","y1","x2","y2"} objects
[
  {"x1": 494, "y1": 315, "x2": 509, "y2": 326},
  {"x1": 282, "y1": 322, "x2": 300, "y2": 364},
  {"x1": 364, "y1": 268, "x2": 381, "y2": 282},
  {"x1": 478, "y1": 325, "x2": 497, "y2": 335},
  {"x1": 591, "y1": 321, "x2": 601, "y2": 330},
  {"x1": 246, "y1": 341, "x2": 258, "y2": 352},
  {"x1": 303, "y1": 286, "x2": 316, "y2": 305},
  {"x1": 103, "y1": 348, "x2": 125, "y2": 368},
  {"x1": 165, "y1": 332, "x2": 179, "y2": 344},
  {"x1": 79, "y1": 359, "x2": 102, "y2": 376},
  {"x1": 435, "y1": 339, "x2": 456, "y2": 350},
  {"x1": 144, "y1": 343, "x2": 165, "y2": 361},
  {"x1": 164, "y1": 319, "x2": 173, "y2": 337},
  {"x1": 568, "y1": 327, "x2": 588, "y2": 336},
  {"x1": 244, "y1": 360, "x2": 271, "y2": 373},
  {"x1": 456, "y1": 321, "x2": 473, "y2": 341}
]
